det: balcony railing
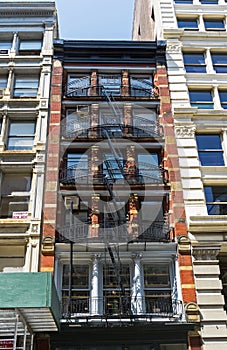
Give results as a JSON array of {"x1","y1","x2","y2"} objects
[
  {"x1": 62, "y1": 118, "x2": 163, "y2": 140},
  {"x1": 60, "y1": 164, "x2": 168, "y2": 186},
  {"x1": 64, "y1": 83, "x2": 159, "y2": 99},
  {"x1": 58, "y1": 219, "x2": 171, "y2": 244},
  {"x1": 62, "y1": 296, "x2": 183, "y2": 320}
]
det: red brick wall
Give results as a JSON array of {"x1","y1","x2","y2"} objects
[{"x1": 40, "y1": 60, "x2": 63, "y2": 272}]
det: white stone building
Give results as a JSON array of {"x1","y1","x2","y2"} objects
[
  {"x1": 0, "y1": 0, "x2": 59, "y2": 347},
  {"x1": 133, "y1": 1, "x2": 227, "y2": 349}
]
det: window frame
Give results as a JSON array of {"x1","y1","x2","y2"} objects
[
  {"x1": 196, "y1": 134, "x2": 225, "y2": 166},
  {"x1": 177, "y1": 17, "x2": 199, "y2": 30},
  {"x1": 189, "y1": 89, "x2": 214, "y2": 109},
  {"x1": 183, "y1": 52, "x2": 206, "y2": 73},
  {"x1": 18, "y1": 39, "x2": 42, "y2": 55},
  {"x1": 204, "y1": 186, "x2": 227, "y2": 215},
  {"x1": 7, "y1": 120, "x2": 36, "y2": 150},
  {"x1": 13, "y1": 75, "x2": 39, "y2": 98},
  {"x1": 67, "y1": 74, "x2": 90, "y2": 96},
  {"x1": 204, "y1": 18, "x2": 225, "y2": 31},
  {"x1": 219, "y1": 90, "x2": 227, "y2": 109}
]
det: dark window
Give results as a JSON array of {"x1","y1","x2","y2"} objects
[
  {"x1": 62, "y1": 265, "x2": 90, "y2": 315},
  {"x1": 177, "y1": 18, "x2": 198, "y2": 30},
  {"x1": 204, "y1": 19, "x2": 225, "y2": 30},
  {"x1": 174, "y1": 0, "x2": 193, "y2": 3},
  {"x1": 200, "y1": 0, "x2": 218, "y2": 3},
  {"x1": 7, "y1": 121, "x2": 36, "y2": 150},
  {"x1": 219, "y1": 90, "x2": 227, "y2": 109},
  {"x1": 196, "y1": 134, "x2": 224, "y2": 166},
  {"x1": 65, "y1": 106, "x2": 90, "y2": 137},
  {"x1": 66, "y1": 153, "x2": 89, "y2": 182},
  {"x1": 103, "y1": 264, "x2": 130, "y2": 315},
  {"x1": 183, "y1": 53, "x2": 206, "y2": 73},
  {"x1": 0, "y1": 41, "x2": 12, "y2": 54},
  {"x1": 189, "y1": 90, "x2": 214, "y2": 109},
  {"x1": 204, "y1": 186, "x2": 227, "y2": 215},
  {"x1": 0, "y1": 174, "x2": 31, "y2": 218},
  {"x1": 211, "y1": 53, "x2": 227, "y2": 73},
  {"x1": 19, "y1": 40, "x2": 42, "y2": 55},
  {"x1": 13, "y1": 76, "x2": 39, "y2": 97},
  {"x1": 143, "y1": 265, "x2": 172, "y2": 314}
]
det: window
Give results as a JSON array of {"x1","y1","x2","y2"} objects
[
  {"x1": 103, "y1": 264, "x2": 130, "y2": 315},
  {"x1": 0, "y1": 75, "x2": 7, "y2": 92},
  {"x1": 67, "y1": 75, "x2": 90, "y2": 96},
  {"x1": 7, "y1": 121, "x2": 36, "y2": 150},
  {"x1": 0, "y1": 173, "x2": 31, "y2": 218},
  {"x1": 130, "y1": 75, "x2": 152, "y2": 97},
  {"x1": 204, "y1": 19, "x2": 225, "y2": 30},
  {"x1": 19, "y1": 40, "x2": 42, "y2": 55},
  {"x1": 204, "y1": 186, "x2": 227, "y2": 215},
  {"x1": 62, "y1": 265, "x2": 90, "y2": 315},
  {"x1": 219, "y1": 90, "x2": 227, "y2": 109},
  {"x1": 103, "y1": 155, "x2": 124, "y2": 180},
  {"x1": 13, "y1": 76, "x2": 39, "y2": 97},
  {"x1": 211, "y1": 53, "x2": 227, "y2": 73},
  {"x1": 189, "y1": 90, "x2": 213, "y2": 109},
  {"x1": 174, "y1": 0, "x2": 193, "y2": 3},
  {"x1": 65, "y1": 106, "x2": 90, "y2": 137},
  {"x1": 143, "y1": 265, "x2": 172, "y2": 314},
  {"x1": 183, "y1": 53, "x2": 206, "y2": 73},
  {"x1": 196, "y1": 134, "x2": 224, "y2": 166},
  {"x1": 66, "y1": 153, "x2": 89, "y2": 182},
  {"x1": 177, "y1": 18, "x2": 198, "y2": 30},
  {"x1": 98, "y1": 74, "x2": 121, "y2": 96},
  {"x1": 99, "y1": 108, "x2": 123, "y2": 136},
  {"x1": 0, "y1": 41, "x2": 12, "y2": 54},
  {"x1": 137, "y1": 153, "x2": 161, "y2": 183},
  {"x1": 0, "y1": 245, "x2": 25, "y2": 272},
  {"x1": 200, "y1": 0, "x2": 218, "y2": 3}
]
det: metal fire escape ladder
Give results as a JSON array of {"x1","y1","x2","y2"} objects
[{"x1": 107, "y1": 244, "x2": 125, "y2": 297}]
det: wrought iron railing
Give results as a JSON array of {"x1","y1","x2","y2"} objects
[
  {"x1": 62, "y1": 296, "x2": 183, "y2": 319},
  {"x1": 60, "y1": 164, "x2": 168, "y2": 186},
  {"x1": 58, "y1": 218, "x2": 171, "y2": 244},
  {"x1": 64, "y1": 84, "x2": 159, "y2": 99},
  {"x1": 61, "y1": 118, "x2": 163, "y2": 140}
]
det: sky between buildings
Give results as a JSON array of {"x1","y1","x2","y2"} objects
[{"x1": 55, "y1": 0, "x2": 135, "y2": 40}]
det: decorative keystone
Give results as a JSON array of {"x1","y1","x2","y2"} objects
[
  {"x1": 185, "y1": 302, "x2": 200, "y2": 323},
  {"x1": 41, "y1": 235, "x2": 55, "y2": 255},
  {"x1": 178, "y1": 235, "x2": 191, "y2": 254}
]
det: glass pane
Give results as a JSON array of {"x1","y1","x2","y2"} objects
[
  {"x1": 9, "y1": 122, "x2": 35, "y2": 136},
  {"x1": 200, "y1": 0, "x2": 218, "y2": 3},
  {"x1": 8, "y1": 137, "x2": 34, "y2": 150},
  {"x1": 196, "y1": 134, "x2": 222, "y2": 150},
  {"x1": 175, "y1": 0, "x2": 193, "y2": 3},
  {"x1": 144, "y1": 265, "x2": 170, "y2": 288},
  {"x1": 0, "y1": 42, "x2": 11, "y2": 50},
  {"x1": 103, "y1": 265, "x2": 130, "y2": 288},
  {"x1": 15, "y1": 79, "x2": 39, "y2": 89},
  {"x1": 219, "y1": 91, "x2": 227, "y2": 103},
  {"x1": 198, "y1": 152, "x2": 224, "y2": 166},
  {"x1": 183, "y1": 53, "x2": 205, "y2": 65},
  {"x1": 204, "y1": 20, "x2": 225, "y2": 29},
  {"x1": 212, "y1": 54, "x2": 227, "y2": 65},
  {"x1": 185, "y1": 65, "x2": 206, "y2": 73},
  {"x1": 189, "y1": 90, "x2": 213, "y2": 102},
  {"x1": 214, "y1": 66, "x2": 227, "y2": 73},
  {"x1": 62, "y1": 265, "x2": 89, "y2": 289},
  {"x1": 0, "y1": 76, "x2": 7, "y2": 89},
  {"x1": 19, "y1": 41, "x2": 42, "y2": 50},
  {"x1": 177, "y1": 19, "x2": 198, "y2": 28}
]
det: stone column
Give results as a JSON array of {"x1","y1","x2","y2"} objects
[
  {"x1": 128, "y1": 194, "x2": 140, "y2": 239},
  {"x1": 90, "y1": 104, "x2": 99, "y2": 137},
  {"x1": 123, "y1": 104, "x2": 133, "y2": 137},
  {"x1": 90, "y1": 71, "x2": 97, "y2": 96},
  {"x1": 131, "y1": 253, "x2": 144, "y2": 315},
  {"x1": 91, "y1": 254, "x2": 101, "y2": 315}
]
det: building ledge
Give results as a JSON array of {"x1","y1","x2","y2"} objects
[{"x1": 190, "y1": 215, "x2": 227, "y2": 232}]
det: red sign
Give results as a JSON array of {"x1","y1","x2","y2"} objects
[{"x1": 0, "y1": 340, "x2": 13, "y2": 349}]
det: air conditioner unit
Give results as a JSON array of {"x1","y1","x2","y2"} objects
[
  {"x1": 64, "y1": 196, "x2": 80, "y2": 210},
  {"x1": 0, "y1": 49, "x2": 9, "y2": 55}
]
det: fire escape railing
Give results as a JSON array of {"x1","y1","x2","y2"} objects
[{"x1": 62, "y1": 296, "x2": 183, "y2": 319}]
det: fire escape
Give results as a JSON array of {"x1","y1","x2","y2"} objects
[{"x1": 58, "y1": 73, "x2": 178, "y2": 322}]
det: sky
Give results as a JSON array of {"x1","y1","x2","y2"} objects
[{"x1": 55, "y1": 0, "x2": 135, "y2": 40}]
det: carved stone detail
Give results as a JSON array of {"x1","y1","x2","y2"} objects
[
  {"x1": 193, "y1": 246, "x2": 220, "y2": 261},
  {"x1": 167, "y1": 43, "x2": 181, "y2": 53},
  {"x1": 175, "y1": 126, "x2": 195, "y2": 138}
]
